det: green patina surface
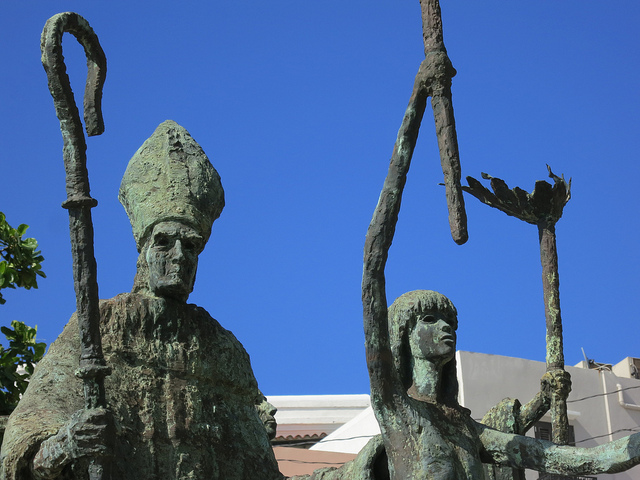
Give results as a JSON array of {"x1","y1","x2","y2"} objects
[{"x1": 119, "y1": 120, "x2": 224, "y2": 252}]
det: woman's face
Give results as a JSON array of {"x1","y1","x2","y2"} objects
[{"x1": 409, "y1": 308, "x2": 457, "y2": 364}]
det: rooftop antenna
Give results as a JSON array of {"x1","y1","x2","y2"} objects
[{"x1": 581, "y1": 347, "x2": 590, "y2": 366}]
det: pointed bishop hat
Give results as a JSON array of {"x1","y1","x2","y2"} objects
[{"x1": 119, "y1": 120, "x2": 224, "y2": 252}]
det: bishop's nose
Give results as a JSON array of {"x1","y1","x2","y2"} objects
[{"x1": 171, "y1": 239, "x2": 186, "y2": 262}]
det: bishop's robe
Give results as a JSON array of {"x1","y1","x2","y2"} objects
[{"x1": 1, "y1": 293, "x2": 282, "y2": 480}]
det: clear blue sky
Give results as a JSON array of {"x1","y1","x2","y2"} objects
[{"x1": 1, "y1": 2, "x2": 638, "y2": 396}]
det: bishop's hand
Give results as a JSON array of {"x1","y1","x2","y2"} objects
[{"x1": 32, "y1": 408, "x2": 114, "y2": 479}]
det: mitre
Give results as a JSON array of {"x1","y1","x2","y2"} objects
[{"x1": 119, "y1": 120, "x2": 224, "y2": 251}]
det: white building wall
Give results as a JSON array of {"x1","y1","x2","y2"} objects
[
  {"x1": 269, "y1": 394, "x2": 371, "y2": 440},
  {"x1": 456, "y1": 351, "x2": 640, "y2": 480},
  {"x1": 277, "y1": 353, "x2": 640, "y2": 479}
]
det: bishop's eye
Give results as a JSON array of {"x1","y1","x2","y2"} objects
[
  {"x1": 183, "y1": 239, "x2": 197, "y2": 252},
  {"x1": 185, "y1": 237, "x2": 204, "y2": 255},
  {"x1": 154, "y1": 235, "x2": 170, "y2": 248}
]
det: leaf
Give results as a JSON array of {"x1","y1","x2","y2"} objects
[
  {"x1": 16, "y1": 224, "x2": 28, "y2": 237},
  {"x1": 1, "y1": 326, "x2": 14, "y2": 338},
  {"x1": 0, "y1": 320, "x2": 47, "y2": 413},
  {"x1": 0, "y1": 213, "x2": 46, "y2": 301},
  {"x1": 34, "y1": 343, "x2": 46, "y2": 360}
]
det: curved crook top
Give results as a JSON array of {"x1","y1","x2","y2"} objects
[{"x1": 41, "y1": 12, "x2": 106, "y2": 138}]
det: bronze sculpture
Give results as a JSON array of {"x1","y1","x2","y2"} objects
[
  {"x1": 0, "y1": 121, "x2": 282, "y2": 480},
  {"x1": 3, "y1": 3, "x2": 638, "y2": 478},
  {"x1": 359, "y1": 4, "x2": 640, "y2": 477},
  {"x1": 363, "y1": 288, "x2": 640, "y2": 478},
  {"x1": 40, "y1": 12, "x2": 110, "y2": 479},
  {"x1": 463, "y1": 168, "x2": 573, "y2": 445}
]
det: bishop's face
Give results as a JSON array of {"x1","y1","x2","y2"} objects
[
  {"x1": 145, "y1": 221, "x2": 204, "y2": 302},
  {"x1": 409, "y1": 309, "x2": 458, "y2": 365}
]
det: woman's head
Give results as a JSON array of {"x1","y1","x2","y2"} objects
[{"x1": 388, "y1": 290, "x2": 460, "y2": 406}]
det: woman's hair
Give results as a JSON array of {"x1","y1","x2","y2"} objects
[{"x1": 388, "y1": 290, "x2": 460, "y2": 408}]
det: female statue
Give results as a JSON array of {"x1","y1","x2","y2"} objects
[
  {"x1": 360, "y1": 68, "x2": 640, "y2": 478},
  {"x1": 368, "y1": 289, "x2": 640, "y2": 478}
]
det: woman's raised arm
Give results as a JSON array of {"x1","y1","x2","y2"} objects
[{"x1": 362, "y1": 63, "x2": 430, "y2": 406}]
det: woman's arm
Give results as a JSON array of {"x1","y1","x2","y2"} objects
[
  {"x1": 477, "y1": 420, "x2": 640, "y2": 475},
  {"x1": 362, "y1": 63, "x2": 430, "y2": 406}
]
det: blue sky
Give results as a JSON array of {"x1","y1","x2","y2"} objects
[{"x1": 1, "y1": 2, "x2": 638, "y2": 396}]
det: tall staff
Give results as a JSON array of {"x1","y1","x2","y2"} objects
[
  {"x1": 363, "y1": 0, "x2": 467, "y2": 393},
  {"x1": 367, "y1": 0, "x2": 468, "y2": 248},
  {"x1": 41, "y1": 12, "x2": 110, "y2": 479},
  {"x1": 463, "y1": 167, "x2": 572, "y2": 445},
  {"x1": 363, "y1": 2, "x2": 467, "y2": 473},
  {"x1": 420, "y1": 0, "x2": 467, "y2": 245}
]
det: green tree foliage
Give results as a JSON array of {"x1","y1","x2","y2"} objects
[
  {"x1": 0, "y1": 320, "x2": 46, "y2": 414},
  {"x1": 0, "y1": 212, "x2": 47, "y2": 414},
  {"x1": 0, "y1": 212, "x2": 46, "y2": 305}
]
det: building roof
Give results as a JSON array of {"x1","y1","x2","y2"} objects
[
  {"x1": 273, "y1": 447, "x2": 356, "y2": 477},
  {"x1": 268, "y1": 394, "x2": 370, "y2": 446}
]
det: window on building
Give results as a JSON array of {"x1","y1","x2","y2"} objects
[{"x1": 533, "y1": 421, "x2": 575, "y2": 446}]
